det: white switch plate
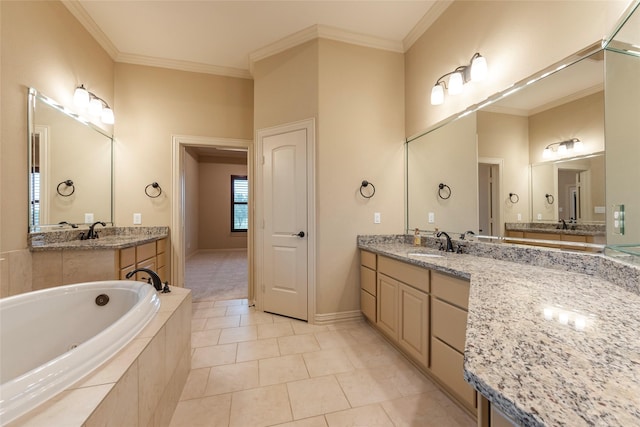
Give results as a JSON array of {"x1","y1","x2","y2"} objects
[
  {"x1": 133, "y1": 213, "x2": 142, "y2": 225},
  {"x1": 428, "y1": 212, "x2": 435, "y2": 223},
  {"x1": 374, "y1": 212, "x2": 381, "y2": 224},
  {"x1": 517, "y1": 213, "x2": 522, "y2": 221},
  {"x1": 84, "y1": 213, "x2": 94, "y2": 223},
  {"x1": 537, "y1": 213, "x2": 542, "y2": 220}
]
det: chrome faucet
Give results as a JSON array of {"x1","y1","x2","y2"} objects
[
  {"x1": 85, "y1": 221, "x2": 106, "y2": 239},
  {"x1": 436, "y1": 231, "x2": 455, "y2": 252},
  {"x1": 125, "y1": 268, "x2": 170, "y2": 292}
]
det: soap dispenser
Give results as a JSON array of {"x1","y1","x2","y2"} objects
[{"x1": 413, "y1": 228, "x2": 421, "y2": 246}]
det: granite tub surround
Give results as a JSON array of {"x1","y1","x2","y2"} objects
[
  {"x1": 358, "y1": 236, "x2": 640, "y2": 426},
  {"x1": 29, "y1": 226, "x2": 169, "y2": 251},
  {"x1": 8, "y1": 287, "x2": 192, "y2": 427}
]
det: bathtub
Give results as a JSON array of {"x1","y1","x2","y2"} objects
[{"x1": 0, "y1": 280, "x2": 160, "y2": 424}]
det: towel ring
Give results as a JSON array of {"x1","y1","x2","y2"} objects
[
  {"x1": 509, "y1": 193, "x2": 520, "y2": 203},
  {"x1": 145, "y1": 182, "x2": 162, "y2": 198},
  {"x1": 360, "y1": 180, "x2": 375, "y2": 199},
  {"x1": 438, "y1": 183, "x2": 451, "y2": 200},
  {"x1": 56, "y1": 179, "x2": 75, "y2": 197},
  {"x1": 545, "y1": 193, "x2": 555, "y2": 204}
]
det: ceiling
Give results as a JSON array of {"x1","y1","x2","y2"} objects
[{"x1": 65, "y1": 0, "x2": 450, "y2": 79}]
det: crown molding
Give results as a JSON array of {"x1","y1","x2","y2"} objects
[
  {"x1": 61, "y1": 0, "x2": 119, "y2": 59},
  {"x1": 249, "y1": 24, "x2": 404, "y2": 75},
  {"x1": 403, "y1": 0, "x2": 454, "y2": 51},
  {"x1": 115, "y1": 53, "x2": 252, "y2": 79}
]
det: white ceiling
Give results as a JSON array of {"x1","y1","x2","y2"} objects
[{"x1": 65, "y1": 0, "x2": 449, "y2": 79}]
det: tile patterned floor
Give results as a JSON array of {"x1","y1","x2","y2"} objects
[{"x1": 169, "y1": 299, "x2": 476, "y2": 427}]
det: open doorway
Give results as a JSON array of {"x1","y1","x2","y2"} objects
[
  {"x1": 171, "y1": 136, "x2": 253, "y2": 303},
  {"x1": 478, "y1": 158, "x2": 503, "y2": 237}
]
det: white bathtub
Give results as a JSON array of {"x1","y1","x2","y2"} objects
[{"x1": 0, "y1": 280, "x2": 160, "y2": 424}]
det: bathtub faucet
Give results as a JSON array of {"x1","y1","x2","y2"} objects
[{"x1": 125, "y1": 268, "x2": 169, "y2": 292}]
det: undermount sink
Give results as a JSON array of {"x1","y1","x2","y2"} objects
[{"x1": 407, "y1": 253, "x2": 445, "y2": 258}]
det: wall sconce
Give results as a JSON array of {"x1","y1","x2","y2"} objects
[
  {"x1": 430, "y1": 53, "x2": 488, "y2": 105},
  {"x1": 542, "y1": 138, "x2": 583, "y2": 159},
  {"x1": 73, "y1": 84, "x2": 115, "y2": 124}
]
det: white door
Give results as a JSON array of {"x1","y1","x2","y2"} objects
[{"x1": 262, "y1": 128, "x2": 308, "y2": 320}]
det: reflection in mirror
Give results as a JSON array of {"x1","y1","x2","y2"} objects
[{"x1": 28, "y1": 88, "x2": 113, "y2": 231}]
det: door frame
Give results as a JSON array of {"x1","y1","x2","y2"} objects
[
  {"x1": 171, "y1": 135, "x2": 254, "y2": 301},
  {"x1": 478, "y1": 157, "x2": 504, "y2": 237},
  {"x1": 255, "y1": 118, "x2": 316, "y2": 322}
]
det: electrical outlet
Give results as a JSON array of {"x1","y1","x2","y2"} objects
[
  {"x1": 374, "y1": 212, "x2": 381, "y2": 224},
  {"x1": 517, "y1": 213, "x2": 522, "y2": 221},
  {"x1": 84, "y1": 213, "x2": 94, "y2": 223},
  {"x1": 537, "y1": 213, "x2": 542, "y2": 220},
  {"x1": 428, "y1": 212, "x2": 435, "y2": 224},
  {"x1": 133, "y1": 213, "x2": 142, "y2": 225}
]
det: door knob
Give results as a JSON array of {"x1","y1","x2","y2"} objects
[{"x1": 292, "y1": 231, "x2": 305, "y2": 238}]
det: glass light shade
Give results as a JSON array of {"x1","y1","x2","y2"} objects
[
  {"x1": 73, "y1": 86, "x2": 90, "y2": 108},
  {"x1": 542, "y1": 147, "x2": 552, "y2": 158},
  {"x1": 558, "y1": 143, "x2": 567, "y2": 154},
  {"x1": 573, "y1": 139, "x2": 584, "y2": 151},
  {"x1": 448, "y1": 72, "x2": 463, "y2": 95},
  {"x1": 88, "y1": 98, "x2": 103, "y2": 116},
  {"x1": 470, "y1": 55, "x2": 488, "y2": 82},
  {"x1": 101, "y1": 107, "x2": 114, "y2": 124},
  {"x1": 430, "y1": 84, "x2": 444, "y2": 105}
]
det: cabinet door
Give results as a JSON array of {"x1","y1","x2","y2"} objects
[
  {"x1": 376, "y1": 274, "x2": 398, "y2": 339},
  {"x1": 398, "y1": 283, "x2": 429, "y2": 367}
]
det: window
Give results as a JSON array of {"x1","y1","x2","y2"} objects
[
  {"x1": 30, "y1": 170, "x2": 40, "y2": 226},
  {"x1": 231, "y1": 175, "x2": 248, "y2": 232}
]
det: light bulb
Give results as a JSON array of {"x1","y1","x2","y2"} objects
[
  {"x1": 74, "y1": 85, "x2": 90, "y2": 108},
  {"x1": 470, "y1": 55, "x2": 488, "y2": 82},
  {"x1": 430, "y1": 84, "x2": 444, "y2": 105},
  {"x1": 101, "y1": 107, "x2": 114, "y2": 124},
  {"x1": 543, "y1": 147, "x2": 552, "y2": 158},
  {"x1": 558, "y1": 144, "x2": 567, "y2": 154},
  {"x1": 573, "y1": 140, "x2": 584, "y2": 151},
  {"x1": 448, "y1": 72, "x2": 463, "y2": 95},
  {"x1": 88, "y1": 98, "x2": 103, "y2": 116}
]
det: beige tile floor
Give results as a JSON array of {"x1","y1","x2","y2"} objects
[{"x1": 169, "y1": 299, "x2": 476, "y2": 427}]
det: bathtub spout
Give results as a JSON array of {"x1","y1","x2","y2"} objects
[{"x1": 125, "y1": 268, "x2": 163, "y2": 291}]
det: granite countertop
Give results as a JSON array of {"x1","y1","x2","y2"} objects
[
  {"x1": 358, "y1": 239, "x2": 640, "y2": 427},
  {"x1": 29, "y1": 226, "x2": 169, "y2": 251},
  {"x1": 505, "y1": 223, "x2": 606, "y2": 237}
]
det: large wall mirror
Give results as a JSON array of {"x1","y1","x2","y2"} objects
[
  {"x1": 406, "y1": 1, "x2": 640, "y2": 249},
  {"x1": 28, "y1": 88, "x2": 113, "y2": 231}
]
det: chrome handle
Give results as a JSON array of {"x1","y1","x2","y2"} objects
[{"x1": 292, "y1": 231, "x2": 305, "y2": 238}]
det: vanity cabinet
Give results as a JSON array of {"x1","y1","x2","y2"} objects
[
  {"x1": 360, "y1": 250, "x2": 377, "y2": 322},
  {"x1": 430, "y1": 271, "x2": 476, "y2": 412},
  {"x1": 119, "y1": 238, "x2": 169, "y2": 282},
  {"x1": 376, "y1": 255, "x2": 430, "y2": 368}
]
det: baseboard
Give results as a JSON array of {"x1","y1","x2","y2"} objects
[{"x1": 313, "y1": 310, "x2": 363, "y2": 325}]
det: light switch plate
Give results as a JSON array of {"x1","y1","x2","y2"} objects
[
  {"x1": 428, "y1": 212, "x2": 435, "y2": 223},
  {"x1": 374, "y1": 212, "x2": 381, "y2": 224},
  {"x1": 84, "y1": 213, "x2": 94, "y2": 223},
  {"x1": 133, "y1": 213, "x2": 142, "y2": 225}
]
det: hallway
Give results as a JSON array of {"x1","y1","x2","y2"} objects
[{"x1": 169, "y1": 299, "x2": 475, "y2": 427}]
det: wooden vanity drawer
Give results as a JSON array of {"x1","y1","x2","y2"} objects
[
  {"x1": 431, "y1": 271, "x2": 469, "y2": 309},
  {"x1": 157, "y1": 238, "x2": 168, "y2": 254},
  {"x1": 120, "y1": 247, "x2": 136, "y2": 269},
  {"x1": 360, "y1": 266, "x2": 376, "y2": 295},
  {"x1": 361, "y1": 250, "x2": 377, "y2": 270},
  {"x1": 136, "y1": 242, "x2": 156, "y2": 262},
  {"x1": 379, "y1": 256, "x2": 429, "y2": 293},
  {"x1": 361, "y1": 289, "x2": 376, "y2": 321},
  {"x1": 431, "y1": 337, "x2": 476, "y2": 411},
  {"x1": 432, "y1": 298, "x2": 468, "y2": 353}
]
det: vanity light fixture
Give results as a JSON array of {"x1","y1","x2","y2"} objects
[
  {"x1": 73, "y1": 84, "x2": 115, "y2": 124},
  {"x1": 542, "y1": 138, "x2": 583, "y2": 159},
  {"x1": 430, "y1": 53, "x2": 488, "y2": 105}
]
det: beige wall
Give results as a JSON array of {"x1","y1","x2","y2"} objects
[
  {"x1": 405, "y1": 0, "x2": 628, "y2": 138},
  {"x1": 185, "y1": 149, "x2": 200, "y2": 257},
  {"x1": 113, "y1": 63, "x2": 253, "y2": 228},
  {"x1": 477, "y1": 112, "x2": 530, "y2": 226},
  {"x1": 197, "y1": 156, "x2": 248, "y2": 250},
  {"x1": 316, "y1": 39, "x2": 405, "y2": 315}
]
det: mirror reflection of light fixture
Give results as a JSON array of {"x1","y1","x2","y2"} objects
[
  {"x1": 542, "y1": 138, "x2": 583, "y2": 159},
  {"x1": 430, "y1": 53, "x2": 488, "y2": 105},
  {"x1": 73, "y1": 84, "x2": 115, "y2": 124}
]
